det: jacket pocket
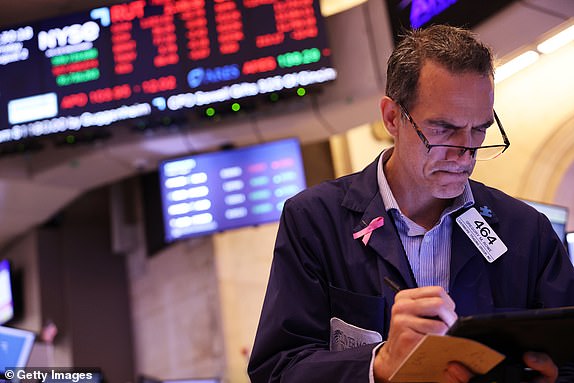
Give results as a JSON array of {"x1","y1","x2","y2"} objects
[{"x1": 328, "y1": 284, "x2": 387, "y2": 337}]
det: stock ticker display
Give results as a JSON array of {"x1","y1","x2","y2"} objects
[
  {"x1": 0, "y1": 0, "x2": 337, "y2": 143},
  {"x1": 159, "y1": 138, "x2": 306, "y2": 241}
]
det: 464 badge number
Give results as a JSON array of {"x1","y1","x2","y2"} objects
[
  {"x1": 474, "y1": 220, "x2": 497, "y2": 245},
  {"x1": 456, "y1": 207, "x2": 508, "y2": 263}
]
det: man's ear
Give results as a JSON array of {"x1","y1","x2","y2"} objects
[{"x1": 380, "y1": 97, "x2": 401, "y2": 138}]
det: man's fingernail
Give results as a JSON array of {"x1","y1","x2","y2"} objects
[
  {"x1": 526, "y1": 352, "x2": 539, "y2": 363},
  {"x1": 525, "y1": 352, "x2": 546, "y2": 364}
]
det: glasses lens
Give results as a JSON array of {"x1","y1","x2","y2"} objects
[
  {"x1": 475, "y1": 146, "x2": 506, "y2": 161},
  {"x1": 482, "y1": 115, "x2": 506, "y2": 144}
]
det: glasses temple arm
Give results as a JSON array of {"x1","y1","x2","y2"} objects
[{"x1": 494, "y1": 110, "x2": 510, "y2": 147}]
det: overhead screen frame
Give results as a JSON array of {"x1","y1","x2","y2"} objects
[{"x1": 0, "y1": 0, "x2": 337, "y2": 145}]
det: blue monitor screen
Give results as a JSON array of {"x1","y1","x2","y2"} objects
[
  {"x1": 0, "y1": 259, "x2": 14, "y2": 325},
  {"x1": 521, "y1": 199, "x2": 568, "y2": 242},
  {"x1": 385, "y1": 0, "x2": 517, "y2": 42},
  {"x1": 159, "y1": 138, "x2": 306, "y2": 242},
  {"x1": 567, "y1": 232, "x2": 574, "y2": 265},
  {"x1": 0, "y1": 325, "x2": 35, "y2": 374}
]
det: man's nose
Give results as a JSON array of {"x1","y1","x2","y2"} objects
[
  {"x1": 453, "y1": 127, "x2": 474, "y2": 148},
  {"x1": 453, "y1": 147, "x2": 476, "y2": 165}
]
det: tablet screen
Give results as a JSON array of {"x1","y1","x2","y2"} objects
[{"x1": 0, "y1": 325, "x2": 35, "y2": 375}]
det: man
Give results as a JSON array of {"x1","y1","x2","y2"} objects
[{"x1": 248, "y1": 25, "x2": 574, "y2": 382}]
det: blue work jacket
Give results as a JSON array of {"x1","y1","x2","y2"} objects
[{"x1": 248, "y1": 157, "x2": 574, "y2": 382}]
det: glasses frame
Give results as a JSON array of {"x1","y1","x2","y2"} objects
[{"x1": 397, "y1": 102, "x2": 510, "y2": 160}]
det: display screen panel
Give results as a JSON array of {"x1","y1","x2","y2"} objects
[
  {"x1": 385, "y1": 0, "x2": 517, "y2": 42},
  {"x1": 521, "y1": 199, "x2": 568, "y2": 243},
  {"x1": 159, "y1": 138, "x2": 306, "y2": 242},
  {"x1": 0, "y1": 0, "x2": 336, "y2": 143},
  {"x1": 0, "y1": 325, "x2": 35, "y2": 375},
  {"x1": 567, "y1": 232, "x2": 574, "y2": 265},
  {"x1": 0, "y1": 259, "x2": 14, "y2": 325}
]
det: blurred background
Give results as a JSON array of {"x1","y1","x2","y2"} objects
[{"x1": 0, "y1": 0, "x2": 573, "y2": 382}]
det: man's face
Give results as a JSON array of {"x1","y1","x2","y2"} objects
[{"x1": 396, "y1": 60, "x2": 495, "y2": 199}]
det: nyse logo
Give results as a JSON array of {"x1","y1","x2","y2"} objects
[{"x1": 38, "y1": 21, "x2": 100, "y2": 51}]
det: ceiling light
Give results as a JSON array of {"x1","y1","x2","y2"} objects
[
  {"x1": 320, "y1": 0, "x2": 367, "y2": 16},
  {"x1": 494, "y1": 50, "x2": 540, "y2": 84},
  {"x1": 537, "y1": 25, "x2": 574, "y2": 54}
]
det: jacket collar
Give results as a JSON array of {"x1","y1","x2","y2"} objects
[
  {"x1": 450, "y1": 180, "x2": 500, "y2": 285},
  {"x1": 343, "y1": 157, "x2": 417, "y2": 288},
  {"x1": 341, "y1": 156, "x2": 501, "y2": 295},
  {"x1": 448, "y1": 182, "x2": 499, "y2": 314}
]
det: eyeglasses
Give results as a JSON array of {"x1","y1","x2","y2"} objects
[{"x1": 397, "y1": 102, "x2": 510, "y2": 161}]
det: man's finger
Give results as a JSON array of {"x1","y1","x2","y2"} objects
[{"x1": 523, "y1": 352, "x2": 558, "y2": 381}]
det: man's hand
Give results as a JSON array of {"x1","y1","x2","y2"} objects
[
  {"x1": 373, "y1": 286, "x2": 458, "y2": 382},
  {"x1": 444, "y1": 362, "x2": 475, "y2": 383},
  {"x1": 523, "y1": 352, "x2": 558, "y2": 383}
]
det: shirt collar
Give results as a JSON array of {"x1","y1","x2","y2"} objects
[{"x1": 376, "y1": 148, "x2": 475, "y2": 227}]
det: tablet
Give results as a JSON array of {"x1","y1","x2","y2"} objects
[
  {"x1": 447, "y1": 306, "x2": 574, "y2": 366},
  {"x1": 0, "y1": 325, "x2": 35, "y2": 375}
]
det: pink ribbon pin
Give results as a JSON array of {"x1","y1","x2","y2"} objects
[{"x1": 353, "y1": 217, "x2": 384, "y2": 245}]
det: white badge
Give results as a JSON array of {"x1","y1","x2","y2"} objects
[{"x1": 456, "y1": 207, "x2": 507, "y2": 263}]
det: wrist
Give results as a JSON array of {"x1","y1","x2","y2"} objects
[{"x1": 373, "y1": 342, "x2": 392, "y2": 383}]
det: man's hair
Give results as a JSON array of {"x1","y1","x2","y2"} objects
[{"x1": 385, "y1": 25, "x2": 494, "y2": 109}]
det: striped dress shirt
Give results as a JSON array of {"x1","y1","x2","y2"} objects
[{"x1": 376, "y1": 150, "x2": 474, "y2": 291}]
